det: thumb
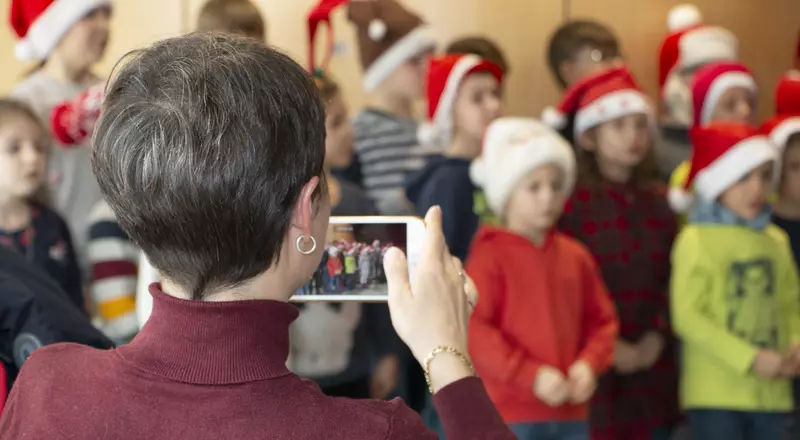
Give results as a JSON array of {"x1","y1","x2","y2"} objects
[{"x1": 383, "y1": 247, "x2": 411, "y2": 302}]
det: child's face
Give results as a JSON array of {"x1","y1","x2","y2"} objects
[
  {"x1": 382, "y1": 51, "x2": 431, "y2": 100},
  {"x1": 779, "y1": 138, "x2": 800, "y2": 204},
  {"x1": 584, "y1": 114, "x2": 651, "y2": 170},
  {"x1": 505, "y1": 164, "x2": 567, "y2": 234},
  {"x1": 324, "y1": 94, "x2": 355, "y2": 170},
  {"x1": 0, "y1": 116, "x2": 47, "y2": 200},
  {"x1": 56, "y1": 7, "x2": 111, "y2": 69},
  {"x1": 452, "y1": 72, "x2": 502, "y2": 155},
  {"x1": 710, "y1": 87, "x2": 757, "y2": 125},
  {"x1": 719, "y1": 162, "x2": 773, "y2": 220}
]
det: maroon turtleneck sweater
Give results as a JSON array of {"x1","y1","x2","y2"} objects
[{"x1": 0, "y1": 284, "x2": 513, "y2": 439}]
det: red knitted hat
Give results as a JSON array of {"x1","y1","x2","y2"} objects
[
  {"x1": 307, "y1": 0, "x2": 350, "y2": 74},
  {"x1": 10, "y1": 0, "x2": 110, "y2": 61},
  {"x1": 658, "y1": 4, "x2": 703, "y2": 92},
  {"x1": 690, "y1": 61, "x2": 756, "y2": 127},
  {"x1": 542, "y1": 65, "x2": 652, "y2": 138}
]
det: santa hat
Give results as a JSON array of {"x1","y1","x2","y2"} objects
[
  {"x1": 668, "y1": 123, "x2": 775, "y2": 211},
  {"x1": 418, "y1": 54, "x2": 504, "y2": 146},
  {"x1": 542, "y1": 65, "x2": 653, "y2": 139},
  {"x1": 760, "y1": 71, "x2": 800, "y2": 150},
  {"x1": 658, "y1": 4, "x2": 703, "y2": 93},
  {"x1": 10, "y1": 0, "x2": 111, "y2": 62},
  {"x1": 690, "y1": 62, "x2": 756, "y2": 127},
  {"x1": 470, "y1": 117, "x2": 575, "y2": 215},
  {"x1": 678, "y1": 26, "x2": 738, "y2": 70},
  {"x1": 348, "y1": 0, "x2": 435, "y2": 92},
  {"x1": 307, "y1": 0, "x2": 350, "y2": 74}
]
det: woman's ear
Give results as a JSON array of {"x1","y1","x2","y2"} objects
[{"x1": 291, "y1": 176, "x2": 322, "y2": 236}]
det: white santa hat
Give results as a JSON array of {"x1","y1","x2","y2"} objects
[
  {"x1": 418, "y1": 54, "x2": 504, "y2": 147},
  {"x1": 470, "y1": 117, "x2": 575, "y2": 215},
  {"x1": 668, "y1": 123, "x2": 776, "y2": 211},
  {"x1": 678, "y1": 26, "x2": 738, "y2": 71},
  {"x1": 10, "y1": 0, "x2": 111, "y2": 62},
  {"x1": 541, "y1": 65, "x2": 653, "y2": 139}
]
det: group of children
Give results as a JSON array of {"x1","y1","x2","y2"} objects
[
  {"x1": 2, "y1": 0, "x2": 800, "y2": 439},
  {"x1": 296, "y1": 240, "x2": 390, "y2": 295}
]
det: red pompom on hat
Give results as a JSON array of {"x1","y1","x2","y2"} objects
[
  {"x1": 417, "y1": 54, "x2": 503, "y2": 147},
  {"x1": 307, "y1": 0, "x2": 350, "y2": 74},
  {"x1": 658, "y1": 4, "x2": 703, "y2": 93},
  {"x1": 542, "y1": 65, "x2": 653, "y2": 139},
  {"x1": 690, "y1": 61, "x2": 756, "y2": 128},
  {"x1": 670, "y1": 123, "x2": 776, "y2": 210},
  {"x1": 10, "y1": 0, "x2": 110, "y2": 62},
  {"x1": 760, "y1": 71, "x2": 800, "y2": 151}
]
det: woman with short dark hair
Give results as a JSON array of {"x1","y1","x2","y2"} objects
[{"x1": 0, "y1": 34, "x2": 514, "y2": 440}]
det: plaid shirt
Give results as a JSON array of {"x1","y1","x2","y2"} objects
[{"x1": 560, "y1": 180, "x2": 680, "y2": 439}]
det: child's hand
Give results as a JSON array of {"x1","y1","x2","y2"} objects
[
  {"x1": 613, "y1": 340, "x2": 642, "y2": 374},
  {"x1": 533, "y1": 366, "x2": 569, "y2": 408},
  {"x1": 752, "y1": 350, "x2": 786, "y2": 379},
  {"x1": 780, "y1": 343, "x2": 800, "y2": 377},
  {"x1": 567, "y1": 360, "x2": 596, "y2": 404},
  {"x1": 635, "y1": 331, "x2": 664, "y2": 370}
]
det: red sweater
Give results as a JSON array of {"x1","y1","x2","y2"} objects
[
  {"x1": 0, "y1": 284, "x2": 514, "y2": 440},
  {"x1": 466, "y1": 227, "x2": 618, "y2": 423}
]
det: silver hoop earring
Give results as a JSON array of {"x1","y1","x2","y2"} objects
[{"x1": 296, "y1": 235, "x2": 317, "y2": 255}]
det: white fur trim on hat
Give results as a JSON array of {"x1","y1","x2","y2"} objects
[
  {"x1": 700, "y1": 72, "x2": 757, "y2": 126},
  {"x1": 679, "y1": 27, "x2": 738, "y2": 70},
  {"x1": 574, "y1": 90, "x2": 653, "y2": 138},
  {"x1": 693, "y1": 136, "x2": 776, "y2": 202},
  {"x1": 541, "y1": 106, "x2": 567, "y2": 129},
  {"x1": 668, "y1": 187, "x2": 694, "y2": 213},
  {"x1": 15, "y1": 0, "x2": 110, "y2": 62},
  {"x1": 421, "y1": 54, "x2": 482, "y2": 147},
  {"x1": 770, "y1": 117, "x2": 800, "y2": 152},
  {"x1": 668, "y1": 4, "x2": 702, "y2": 32},
  {"x1": 362, "y1": 26, "x2": 436, "y2": 92},
  {"x1": 472, "y1": 118, "x2": 576, "y2": 215}
]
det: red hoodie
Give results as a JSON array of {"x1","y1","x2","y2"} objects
[{"x1": 466, "y1": 226, "x2": 618, "y2": 424}]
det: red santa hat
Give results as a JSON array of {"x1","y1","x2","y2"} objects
[
  {"x1": 658, "y1": 4, "x2": 703, "y2": 93},
  {"x1": 307, "y1": 0, "x2": 350, "y2": 74},
  {"x1": 669, "y1": 123, "x2": 775, "y2": 211},
  {"x1": 542, "y1": 65, "x2": 653, "y2": 139},
  {"x1": 347, "y1": 0, "x2": 435, "y2": 92},
  {"x1": 678, "y1": 26, "x2": 738, "y2": 71},
  {"x1": 470, "y1": 117, "x2": 575, "y2": 215},
  {"x1": 690, "y1": 62, "x2": 756, "y2": 128},
  {"x1": 417, "y1": 54, "x2": 504, "y2": 146},
  {"x1": 760, "y1": 71, "x2": 800, "y2": 150},
  {"x1": 10, "y1": 0, "x2": 111, "y2": 62}
]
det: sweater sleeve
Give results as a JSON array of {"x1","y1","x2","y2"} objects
[
  {"x1": 87, "y1": 203, "x2": 139, "y2": 344},
  {"x1": 670, "y1": 229, "x2": 759, "y2": 374},
  {"x1": 466, "y1": 252, "x2": 542, "y2": 389},
  {"x1": 576, "y1": 249, "x2": 619, "y2": 374}
]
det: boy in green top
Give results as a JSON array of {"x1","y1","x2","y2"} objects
[{"x1": 670, "y1": 122, "x2": 800, "y2": 440}]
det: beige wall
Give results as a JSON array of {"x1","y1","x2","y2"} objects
[{"x1": 1, "y1": 0, "x2": 798, "y2": 118}]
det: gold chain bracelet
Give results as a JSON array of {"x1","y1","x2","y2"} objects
[{"x1": 423, "y1": 346, "x2": 476, "y2": 394}]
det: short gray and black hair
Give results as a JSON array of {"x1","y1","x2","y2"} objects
[{"x1": 92, "y1": 33, "x2": 326, "y2": 299}]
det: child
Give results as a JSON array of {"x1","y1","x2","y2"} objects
[
  {"x1": 670, "y1": 122, "x2": 800, "y2": 440},
  {"x1": 0, "y1": 100, "x2": 83, "y2": 310},
  {"x1": 547, "y1": 66, "x2": 681, "y2": 440},
  {"x1": 196, "y1": 0, "x2": 266, "y2": 41},
  {"x1": 10, "y1": 0, "x2": 111, "y2": 274},
  {"x1": 667, "y1": 61, "x2": 757, "y2": 218},
  {"x1": 405, "y1": 54, "x2": 504, "y2": 261},
  {"x1": 765, "y1": 71, "x2": 800, "y2": 437},
  {"x1": 546, "y1": 20, "x2": 622, "y2": 90},
  {"x1": 341, "y1": 0, "x2": 439, "y2": 215},
  {"x1": 467, "y1": 117, "x2": 618, "y2": 439}
]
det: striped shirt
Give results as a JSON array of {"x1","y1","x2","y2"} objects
[
  {"x1": 352, "y1": 109, "x2": 442, "y2": 215},
  {"x1": 87, "y1": 201, "x2": 139, "y2": 344}
]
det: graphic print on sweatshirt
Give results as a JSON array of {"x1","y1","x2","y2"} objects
[
  {"x1": 727, "y1": 258, "x2": 779, "y2": 349},
  {"x1": 290, "y1": 302, "x2": 362, "y2": 377}
]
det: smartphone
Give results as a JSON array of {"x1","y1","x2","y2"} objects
[{"x1": 290, "y1": 216, "x2": 425, "y2": 303}]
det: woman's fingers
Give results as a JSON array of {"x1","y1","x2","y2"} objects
[
  {"x1": 383, "y1": 247, "x2": 411, "y2": 305},
  {"x1": 421, "y1": 206, "x2": 447, "y2": 269}
]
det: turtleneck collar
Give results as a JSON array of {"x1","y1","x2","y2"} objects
[
  {"x1": 689, "y1": 197, "x2": 772, "y2": 231},
  {"x1": 117, "y1": 283, "x2": 298, "y2": 385}
]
